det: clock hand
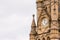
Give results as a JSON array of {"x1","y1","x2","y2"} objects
[{"x1": 44, "y1": 20, "x2": 45, "y2": 25}]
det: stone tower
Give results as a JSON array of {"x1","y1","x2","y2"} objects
[{"x1": 30, "y1": 0, "x2": 60, "y2": 40}]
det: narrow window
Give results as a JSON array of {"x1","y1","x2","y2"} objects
[
  {"x1": 47, "y1": 37, "x2": 50, "y2": 40},
  {"x1": 58, "y1": 0, "x2": 60, "y2": 12},
  {"x1": 43, "y1": 38, "x2": 45, "y2": 40},
  {"x1": 38, "y1": 39, "x2": 40, "y2": 40}
]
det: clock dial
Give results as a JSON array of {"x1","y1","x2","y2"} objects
[{"x1": 41, "y1": 18, "x2": 49, "y2": 27}]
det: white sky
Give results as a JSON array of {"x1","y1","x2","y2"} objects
[{"x1": 0, "y1": 0, "x2": 36, "y2": 40}]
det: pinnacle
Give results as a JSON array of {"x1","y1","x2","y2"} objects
[{"x1": 31, "y1": 14, "x2": 36, "y2": 27}]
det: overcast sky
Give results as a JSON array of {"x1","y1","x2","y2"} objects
[{"x1": 0, "y1": 0, "x2": 36, "y2": 40}]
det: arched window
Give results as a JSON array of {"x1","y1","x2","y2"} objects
[
  {"x1": 47, "y1": 37, "x2": 50, "y2": 40},
  {"x1": 38, "y1": 39, "x2": 40, "y2": 40},
  {"x1": 42, "y1": 38, "x2": 45, "y2": 40}
]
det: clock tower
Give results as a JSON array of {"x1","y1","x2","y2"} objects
[{"x1": 30, "y1": 0, "x2": 60, "y2": 40}]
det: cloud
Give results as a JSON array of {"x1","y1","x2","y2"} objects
[{"x1": 0, "y1": 0, "x2": 36, "y2": 40}]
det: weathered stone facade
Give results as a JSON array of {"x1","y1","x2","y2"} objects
[{"x1": 30, "y1": 0, "x2": 60, "y2": 40}]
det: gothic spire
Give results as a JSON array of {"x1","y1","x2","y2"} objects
[
  {"x1": 30, "y1": 14, "x2": 36, "y2": 35},
  {"x1": 31, "y1": 14, "x2": 36, "y2": 27}
]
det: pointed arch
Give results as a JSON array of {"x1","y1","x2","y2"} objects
[
  {"x1": 42, "y1": 38, "x2": 45, "y2": 40},
  {"x1": 47, "y1": 37, "x2": 50, "y2": 40},
  {"x1": 38, "y1": 39, "x2": 40, "y2": 40}
]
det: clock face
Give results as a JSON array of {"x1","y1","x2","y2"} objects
[{"x1": 41, "y1": 18, "x2": 49, "y2": 27}]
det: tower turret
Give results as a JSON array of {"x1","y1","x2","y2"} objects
[
  {"x1": 30, "y1": 0, "x2": 60, "y2": 40},
  {"x1": 30, "y1": 14, "x2": 37, "y2": 40}
]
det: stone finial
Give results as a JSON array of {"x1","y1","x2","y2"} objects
[{"x1": 31, "y1": 14, "x2": 36, "y2": 27}]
